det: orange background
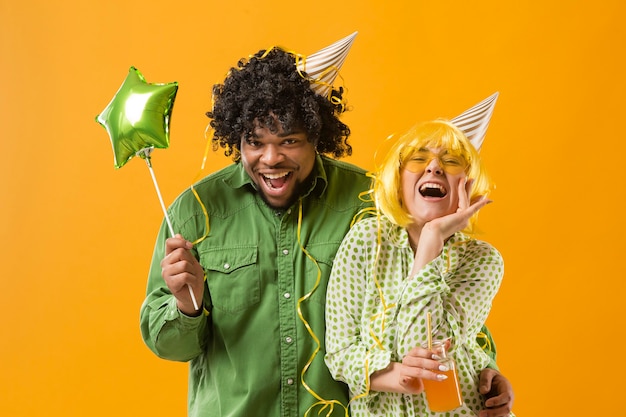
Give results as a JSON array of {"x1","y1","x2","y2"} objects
[{"x1": 2, "y1": 1, "x2": 624, "y2": 415}]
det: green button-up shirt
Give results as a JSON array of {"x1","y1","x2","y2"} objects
[{"x1": 140, "y1": 155, "x2": 374, "y2": 417}]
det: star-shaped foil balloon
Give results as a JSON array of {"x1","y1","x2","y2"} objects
[{"x1": 96, "y1": 66, "x2": 178, "y2": 168}]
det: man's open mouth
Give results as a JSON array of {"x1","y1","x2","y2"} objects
[{"x1": 262, "y1": 172, "x2": 292, "y2": 190}]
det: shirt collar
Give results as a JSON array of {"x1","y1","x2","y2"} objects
[{"x1": 304, "y1": 154, "x2": 328, "y2": 198}]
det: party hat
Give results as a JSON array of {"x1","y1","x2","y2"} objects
[
  {"x1": 297, "y1": 32, "x2": 358, "y2": 98},
  {"x1": 450, "y1": 92, "x2": 499, "y2": 152}
]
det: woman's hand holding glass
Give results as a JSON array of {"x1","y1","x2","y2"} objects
[{"x1": 399, "y1": 341, "x2": 453, "y2": 394}]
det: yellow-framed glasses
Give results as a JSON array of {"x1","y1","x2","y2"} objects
[{"x1": 402, "y1": 149, "x2": 468, "y2": 175}]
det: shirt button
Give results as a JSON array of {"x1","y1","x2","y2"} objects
[
  {"x1": 285, "y1": 336, "x2": 293, "y2": 343},
  {"x1": 287, "y1": 378, "x2": 294, "y2": 385},
  {"x1": 282, "y1": 249, "x2": 289, "y2": 255},
  {"x1": 223, "y1": 263, "x2": 230, "y2": 270},
  {"x1": 284, "y1": 293, "x2": 291, "y2": 299}
]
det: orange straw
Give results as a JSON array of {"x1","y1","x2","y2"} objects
[{"x1": 427, "y1": 311, "x2": 432, "y2": 349}]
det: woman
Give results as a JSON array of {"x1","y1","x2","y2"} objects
[{"x1": 324, "y1": 119, "x2": 510, "y2": 416}]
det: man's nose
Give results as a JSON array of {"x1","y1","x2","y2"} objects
[{"x1": 260, "y1": 144, "x2": 284, "y2": 165}]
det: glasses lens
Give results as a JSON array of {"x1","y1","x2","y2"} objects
[{"x1": 403, "y1": 151, "x2": 467, "y2": 175}]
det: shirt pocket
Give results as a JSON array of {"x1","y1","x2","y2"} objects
[
  {"x1": 199, "y1": 246, "x2": 260, "y2": 313},
  {"x1": 304, "y1": 241, "x2": 341, "y2": 305}
]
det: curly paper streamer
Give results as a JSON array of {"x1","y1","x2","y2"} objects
[
  {"x1": 296, "y1": 199, "x2": 350, "y2": 417},
  {"x1": 185, "y1": 124, "x2": 214, "y2": 247},
  {"x1": 475, "y1": 331, "x2": 493, "y2": 354},
  {"x1": 350, "y1": 172, "x2": 378, "y2": 227}
]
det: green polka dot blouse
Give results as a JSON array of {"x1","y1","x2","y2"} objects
[{"x1": 325, "y1": 216, "x2": 511, "y2": 417}]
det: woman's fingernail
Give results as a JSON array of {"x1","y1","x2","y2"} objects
[
  {"x1": 438, "y1": 364, "x2": 449, "y2": 372},
  {"x1": 436, "y1": 374, "x2": 448, "y2": 380}
]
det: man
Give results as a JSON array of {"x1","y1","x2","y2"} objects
[{"x1": 139, "y1": 33, "x2": 514, "y2": 417}]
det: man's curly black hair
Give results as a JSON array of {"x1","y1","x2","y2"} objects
[{"x1": 207, "y1": 47, "x2": 352, "y2": 161}]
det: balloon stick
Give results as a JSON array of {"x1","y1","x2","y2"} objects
[{"x1": 141, "y1": 149, "x2": 199, "y2": 312}]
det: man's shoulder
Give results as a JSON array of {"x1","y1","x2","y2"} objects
[
  {"x1": 192, "y1": 163, "x2": 239, "y2": 187},
  {"x1": 320, "y1": 156, "x2": 371, "y2": 192},
  {"x1": 320, "y1": 155, "x2": 368, "y2": 176},
  {"x1": 170, "y1": 164, "x2": 241, "y2": 207},
  {"x1": 316, "y1": 156, "x2": 374, "y2": 214}
]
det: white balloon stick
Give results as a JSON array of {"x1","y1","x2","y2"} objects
[{"x1": 143, "y1": 151, "x2": 200, "y2": 312}]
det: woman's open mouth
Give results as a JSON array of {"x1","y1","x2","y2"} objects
[{"x1": 419, "y1": 182, "x2": 447, "y2": 198}]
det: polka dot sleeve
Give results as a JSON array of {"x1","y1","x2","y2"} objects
[{"x1": 396, "y1": 236, "x2": 504, "y2": 358}]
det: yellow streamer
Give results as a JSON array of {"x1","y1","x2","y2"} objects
[
  {"x1": 442, "y1": 237, "x2": 471, "y2": 275},
  {"x1": 185, "y1": 123, "x2": 214, "y2": 247},
  {"x1": 350, "y1": 172, "x2": 378, "y2": 227},
  {"x1": 476, "y1": 331, "x2": 492, "y2": 354},
  {"x1": 185, "y1": 124, "x2": 214, "y2": 316},
  {"x1": 296, "y1": 199, "x2": 349, "y2": 417}
]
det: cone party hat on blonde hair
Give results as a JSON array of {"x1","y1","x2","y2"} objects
[
  {"x1": 297, "y1": 32, "x2": 358, "y2": 98},
  {"x1": 450, "y1": 92, "x2": 499, "y2": 152}
]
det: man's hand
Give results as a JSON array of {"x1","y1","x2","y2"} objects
[
  {"x1": 478, "y1": 368, "x2": 514, "y2": 417},
  {"x1": 161, "y1": 234, "x2": 204, "y2": 315}
]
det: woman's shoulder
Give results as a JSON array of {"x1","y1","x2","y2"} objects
[
  {"x1": 455, "y1": 235, "x2": 503, "y2": 263},
  {"x1": 349, "y1": 214, "x2": 398, "y2": 233},
  {"x1": 345, "y1": 215, "x2": 407, "y2": 246}
]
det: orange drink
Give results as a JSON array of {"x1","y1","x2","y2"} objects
[
  {"x1": 421, "y1": 340, "x2": 464, "y2": 412},
  {"x1": 422, "y1": 359, "x2": 463, "y2": 411}
]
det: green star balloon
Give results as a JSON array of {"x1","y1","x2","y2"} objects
[{"x1": 96, "y1": 66, "x2": 178, "y2": 169}]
